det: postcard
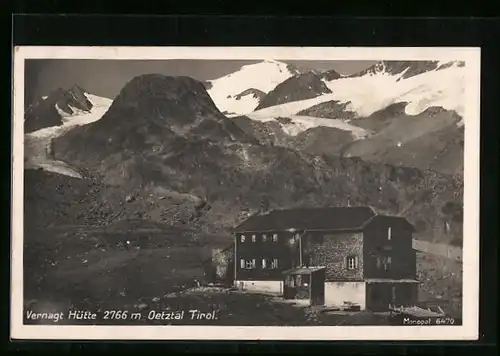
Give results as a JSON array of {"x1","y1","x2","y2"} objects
[{"x1": 11, "y1": 46, "x2": 480, "y2": 340}]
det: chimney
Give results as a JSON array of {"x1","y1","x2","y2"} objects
[{"x1": 260, "y1": 197, "x2": 270, "y2": 214}]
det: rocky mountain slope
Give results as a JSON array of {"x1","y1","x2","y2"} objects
[
  {"x1": 24, "y1": 85, "x2": 94, "y2": 133},
  {"x1": 349, "y1": 60, "x2": 465, "y2": 81},
  {"x1": 345, "y1": 105, "x2": 464, "y2": 175},
  {"x1": 319, "y1": 69, "x2": 342, "y2": 81},
  {"x1": 46, "y1": 74, "x2": 463, "y2": 246},
  {"x1": 234, "y1": 88, "x2": 266, "y2": 102},
  {"x1": 255, "y1": 72, "x2": 332, "y2": 110},
  {"x1": 231, "y1": 115, "x2": 358, "y2": 157},
  {"x1": 296, "y1": 100, "x2": 357, "y2": 121},
  {"x1": 349, "y1": 61, "x2": 437, "y2": 80}
]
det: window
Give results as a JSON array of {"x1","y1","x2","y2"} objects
[
  {"x1": 240, "y1": 235, "x2": 246, "y2": 243},
  {"x1": 272, "y1": 233, "x2": 278, "y2": 242},
  {"x1": 251, "y1": 234, "x2": 256, "y2": 242},
  {"x1": 391, "y1": 286, "x2": 397, "y2": 302},
  {"x1": 270, "y1": 258, "x2": 279, "y2": 269},
  {"x1": 347, "y1": 256, "x2": 358, "y2": 270},
  {"x1": 241, "y1": 259, "x2": 256, "y2": 269},
  {"x1": 244, "y1": 259, "x2": 256, "y2": 269},
  {"x1": 262, "y1": 258, "x2": 267, "y2": 269},
  {"x1": 262, "y1": 234, "x2": 267, "y2": 242},
  {"x1": 383, "y1": 256, "x2": 392, "y2": 271},
  {"x1": 388, "y1": 227, "x2": 392, "y2": 240}
]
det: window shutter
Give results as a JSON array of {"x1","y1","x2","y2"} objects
[
  {"x1": 240, "y1": 259, "x2": 245, "y2": 269},
  {"x1": 252, "y1": 259, "x2": 256, "y2": 268}
]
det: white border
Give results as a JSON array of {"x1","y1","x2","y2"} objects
[{"x1": 11, "y1": 46, "x2": 481, "y2": 341}]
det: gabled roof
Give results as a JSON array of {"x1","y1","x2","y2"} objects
[{"x1": 233, "y1": 206, "x2": 378, "y2": 233}]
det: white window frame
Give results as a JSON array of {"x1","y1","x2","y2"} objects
[
  {"x1": 240, "y1": 259, "x2": 245, "y2": 269},
  {"x1": 270, "y1": 258, "x2": 279, "y2": 269},
  {"x1": 240, "y1": 235, "x2": 246, "y2": 242},
  {"x1": 262, "y1": 258, "x2": 267, "y2": 269},
  {"x1": 272, "y1": 233, "x2": 278, "y2": 242},
  {"x1": 244, "y1": 259, "x2": 256, "y2": 269},
  {"x1": 251, "y1": 234, "x2": 256, "y2": 242},
  {"x1": 388, "y1": 227, "x2": 392, "y2": 240},
  {"x1": 262, "y1": 234, "x2": 267, "y2": 242},
  {"x1": 347, "y1": 256, "x2": 358, "y2": 270}
]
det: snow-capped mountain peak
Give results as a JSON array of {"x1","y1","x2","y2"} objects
[
  {"x1": 325, "y1": 60, "x2": 465, "y2": 119},
  {"x1": 25, "y1": 90, "x2": 112, "y2": 178},
  {"x1": 247, "y1": 60, "x2": 464, "y2": 121},
  {"x1": 237, "y1": 60, "x2": 466, "y2": 139},
  {"x1": 207, "y1": 59, "x2": 301, "y2": 116}
]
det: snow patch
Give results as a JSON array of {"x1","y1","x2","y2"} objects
[{"x1": 245, "y1": 113, "x2": 368, "y2": 139}]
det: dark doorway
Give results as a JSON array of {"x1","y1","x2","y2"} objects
[
  {"x1": 366, "y1": 283, "x2": 392, "y2": 311},
  {"x1": 284, "y1": 274, "x2": 311, "y2": 300},
  {"x1": 282, "y1": 267, "x2": 326, "y2": 306}
]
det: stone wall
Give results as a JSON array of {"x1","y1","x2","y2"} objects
[{"x1": 303, "y1": 232, "x2": 364, "y2": 281}]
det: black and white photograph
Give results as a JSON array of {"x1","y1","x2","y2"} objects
[{"x1": 11, "y1": 47, "x2": 480, "y2": 340}]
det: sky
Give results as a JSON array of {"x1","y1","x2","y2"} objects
[{"x1": 24, "y1": 59, "x2": 377, "y2": 105}]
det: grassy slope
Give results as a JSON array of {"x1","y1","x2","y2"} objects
[
  {"x1": 416, "y1": 252, "x2": 463, "y2": 317},
  {"x1": 24, "y1": 223, "x2": 209, "y2": 309}
]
